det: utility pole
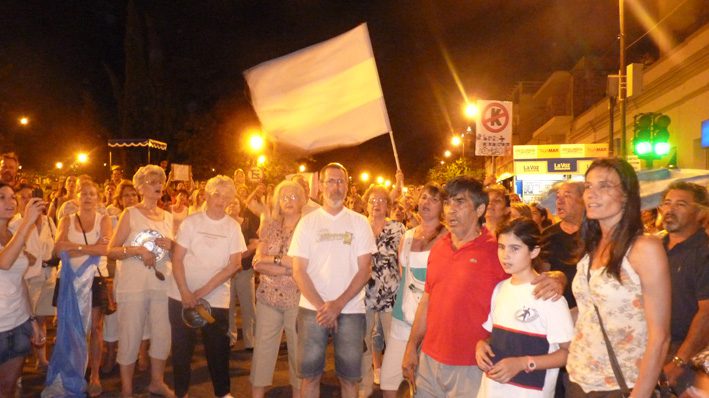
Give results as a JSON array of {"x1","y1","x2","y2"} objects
[{"x1": 619, "y1": 0, "x2": 627, "y2": 159}]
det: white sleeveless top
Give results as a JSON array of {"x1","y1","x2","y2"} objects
[
  {"x1": 62, "y1": 212, "x2": 109, "y2": 275},
  {"x1": 0, "y1": 244, "x2": 30, "y2": 332},
  {"x1": 114, "y1": 207, "x2": 173, "y2": 300},
  {"x1": 568, "y1": 251, "x2": 646, "y2": 392}
]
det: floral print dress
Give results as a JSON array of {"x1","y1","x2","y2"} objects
[
  {"x1": 365, "y1": 220, "x2": 406, "y2": 312},
  {"x1": 255, "y1": 219, "x2": 300, "y2": 309},
  {"x1": 567, "y1": 252, "x2": 647, "y2": 392}
]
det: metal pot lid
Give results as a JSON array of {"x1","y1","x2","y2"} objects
[
  {"x1": 131, "y1": 229, "x2": 167, "y2": 263},
  {"x1": 181, "y1": 299, "x2": 214, "y2": 328}
]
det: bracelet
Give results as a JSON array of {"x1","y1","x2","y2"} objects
[
  {"x1": 123, "y1": 246, "x2": 128, "y2": 256},
  {"x1": 274, "y1": 255, "x2": 281, "y2": 265},
  {"x1": 672, "y1": 356, "x2": 687, "y2": 367}
]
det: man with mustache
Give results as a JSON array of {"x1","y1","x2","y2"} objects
[
  {"x1": 659, "y1": 181, "x2": 709, "y2": 395},
  {"x1": 289, "y1": 162, "x2": 377, "y2": 398}
]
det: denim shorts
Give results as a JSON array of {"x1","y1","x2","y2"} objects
[
  {"x1": 296, "y1": 308, "x2": 365, "y2": 381},
  {"x1": 0, "y1": 319, "x2": 33, "y2": 364}
]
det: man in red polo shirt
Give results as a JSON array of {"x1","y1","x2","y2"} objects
[{"x1": 402, "y1": 176, "x2": 564, "y2": 397}]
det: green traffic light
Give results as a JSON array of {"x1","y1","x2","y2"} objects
[
  {"x1": 654, "y1": 142, "x2": 670, "y2": 156},
  {"x1": 635, "y1": 141, "x2": 652, "y2": 155}
]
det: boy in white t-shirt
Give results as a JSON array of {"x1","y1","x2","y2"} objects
[{"x1": 476, "y1": 218, "x2": 574, "y2": 398}]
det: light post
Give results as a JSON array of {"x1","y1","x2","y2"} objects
[{"x1": 18, "y1": 116, "x2": 29, "y2": 126}]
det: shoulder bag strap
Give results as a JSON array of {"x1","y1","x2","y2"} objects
[
  {"x1": 76, "y1": 214, "x2": 106, "y2": 278},
  {"x1": 587, "y1": 263, "x2": 631, "y2": 396}
]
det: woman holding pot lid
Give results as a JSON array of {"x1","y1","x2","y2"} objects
[
  {"x1": 108, "y1": 165, "x2": 175, "y2": 398},
  {"x1": 169, "y1": 175, "x2": 245, "y2": 398}
]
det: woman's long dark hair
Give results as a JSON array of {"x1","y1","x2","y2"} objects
[{"x1": 580, "y1": 158, "x2": 643, "y2": 282}]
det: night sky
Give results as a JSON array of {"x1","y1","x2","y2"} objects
[{"x1": 2, "y1": 1, "x2": 652, "y2": 182}]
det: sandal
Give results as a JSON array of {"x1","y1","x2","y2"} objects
[{"x1": 87, "y1": 382, "x2": 103, "y2": 397}]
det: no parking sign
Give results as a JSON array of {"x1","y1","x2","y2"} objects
[{"x1": 475, "y1": 100, "x2": 513, "y2": 156}]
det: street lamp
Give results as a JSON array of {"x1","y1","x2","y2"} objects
[
  {"x1": 248, "y1": 132, "x2": 265, "y2": 153},
  {"x1": 256, "y1": 154, "x2": 267, "y2": 165},
  {"x1": 384, "y1": 180, "x2": 392, "y2": 188},
  {"x1": 18, "y1": 116, "x2": 29, "y2": 126},
  {"x1": 463, "y1": 102, "x2": 479, "y2": 120},
  {"x1": 451, "y1": 136, "x2": 462, "y2": 147},
  {"x1": 77, "y1": 153, "x2": 89, "y2": 164},
  {"x1": 55, "y1": 162, "x2": 63, "y2": 170},
  {"x1": 298, "y1": 164, "x2": 306, "y2": 173},
  {"x1": 444, "y1": 150, "x2": 452, "y2": 158},
  {"x1": 376, "y1": 176, "x2": 384, "y2": 185},
  {"x1": 360, "y1": 172, "x2": 370, "y2": 182}
]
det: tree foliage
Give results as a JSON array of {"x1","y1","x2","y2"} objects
[{"x1": 426, "y1": 157, "x2": 486, "y2": 186}]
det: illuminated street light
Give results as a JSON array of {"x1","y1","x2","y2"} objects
[
  {"x1": 55, "y1": 162, "x2": 63, "y2": 170},
  {"x1": 451, "y1": 136, "x2": 462, "y2": 147},
  {"x1": 440, "y1": 160, "x2": 445, "y2": 165},
  {"x1": 376, "y1": 176, "x2": 384, "y2": 185},
  {"x1": 298, "y1": 164, "x2": 306, "y2": 173},
  {"x1": 384, "y1": 180, "x2": 392, "y2": 188},
  {"x1": 19, "y1": 116, "x2": 29, "y2": 126},
  {"x1": 77, "y1": 153, "x2": 89, "y2": 164},
  {"x1": 360, "y1": 172, "x2": 370, "y2": 182},
  {"x1": 444, "y1": 150, "x2": 452, "y2": 158},
  {"x1": 463, "y1": 102, "x2": 479, "y2": 120},
  {"x1": 248, "y1": 133, "x2": 265, "y2": 153},
  {"x1": 257, "y1": 154, "x2": 267, "y2": 165}
]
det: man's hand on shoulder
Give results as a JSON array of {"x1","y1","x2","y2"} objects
[{"x1": 532, "y1": 270, "x2": 566, "y2": 301}]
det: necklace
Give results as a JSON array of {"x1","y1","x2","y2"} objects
[{"x1": 415, "y1": 224, "x2": 443, "y2": 243}]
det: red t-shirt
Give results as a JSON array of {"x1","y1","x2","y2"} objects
[{"x1": 422, "y1": 227, "x2": 507, "y2": 366}]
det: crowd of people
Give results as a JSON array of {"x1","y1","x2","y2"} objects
[{"x1": 0, "y1": 150, "x2": 707, "y2": 398}]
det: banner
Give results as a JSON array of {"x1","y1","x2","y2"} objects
[
  {"x1": 244, "y1": 24, "x2": 391, "y2": 154},
  {"x1": 475, "y1": 100, "x2": 513, "y2": 156}
]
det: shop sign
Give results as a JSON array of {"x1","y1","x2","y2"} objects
[
  {"x1": 514, "y1": 161, "x2": 548, "y2": 175},
  {"x1": 547, "y1": 159, "x2": 577, "y2": 172}
]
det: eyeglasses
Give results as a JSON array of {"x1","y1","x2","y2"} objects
[
  {"x1": 368, "y1": 197, "x2": 387, "y2": 204},
  {"x1": 323, "y1": 178, "x2": 346, "y2": 186},
  {"x1": 280, "y1": 194, "x2": 298, "y2": 202},
  {"x1": 584, "y1": 182, "x2": 620, "y2": 194}
]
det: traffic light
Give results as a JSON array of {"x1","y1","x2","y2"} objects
[
  {"x1": 633, "y1": 114, "x2": 653, "y2": 157},
  {"x1": 652, "y1": 114, "x2": 671, "y2": 156},
  {"x1": 632, "y1": 112, "x2": 671, "y2": 161}
]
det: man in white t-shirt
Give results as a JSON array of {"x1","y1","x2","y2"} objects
[
  {"x1": 289, "y1": 163, "x2": 377, "y2": 398},
  {"x1": 169, "y1": 175, "x2": 246, "y2": 398}
]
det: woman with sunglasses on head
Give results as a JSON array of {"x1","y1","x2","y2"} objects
[
  {"x1": 379, "y1": 183, "x2": 446, "y2": 398},
  {"x1": 108, "y1": 165, "x2": 176, "y2": 398},
  {"x1": 250, "y1": 180, "x2": 307, "y2": 398},
  {"x1": 566, "y1": 158, "x2": 670, "y2": 398},
  {"x1": 0, "y1": 184, "x2": 46, "y2": 397}
]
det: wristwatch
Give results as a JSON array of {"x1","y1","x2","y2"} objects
[
  {"x1": 671, "y1": 356, "x2": 687, "y2": 368},
  {"x1": 524, "y1": 356, "x2": 537, "y2": 373}
]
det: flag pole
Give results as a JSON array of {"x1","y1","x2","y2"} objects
[{"x1": 388, "y1": 130, "x2": 401, "y2": 171}]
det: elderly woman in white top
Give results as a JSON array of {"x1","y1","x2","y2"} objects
[
  {"x1": 169, "y1": 175, "x2": 245, "y2": 398},
  {"x1": 108, "y1": 165, "x2": 176, "y2": 398},
  {"x1": 0, "y1": 183, "x2": 46, "y2": 397}
]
